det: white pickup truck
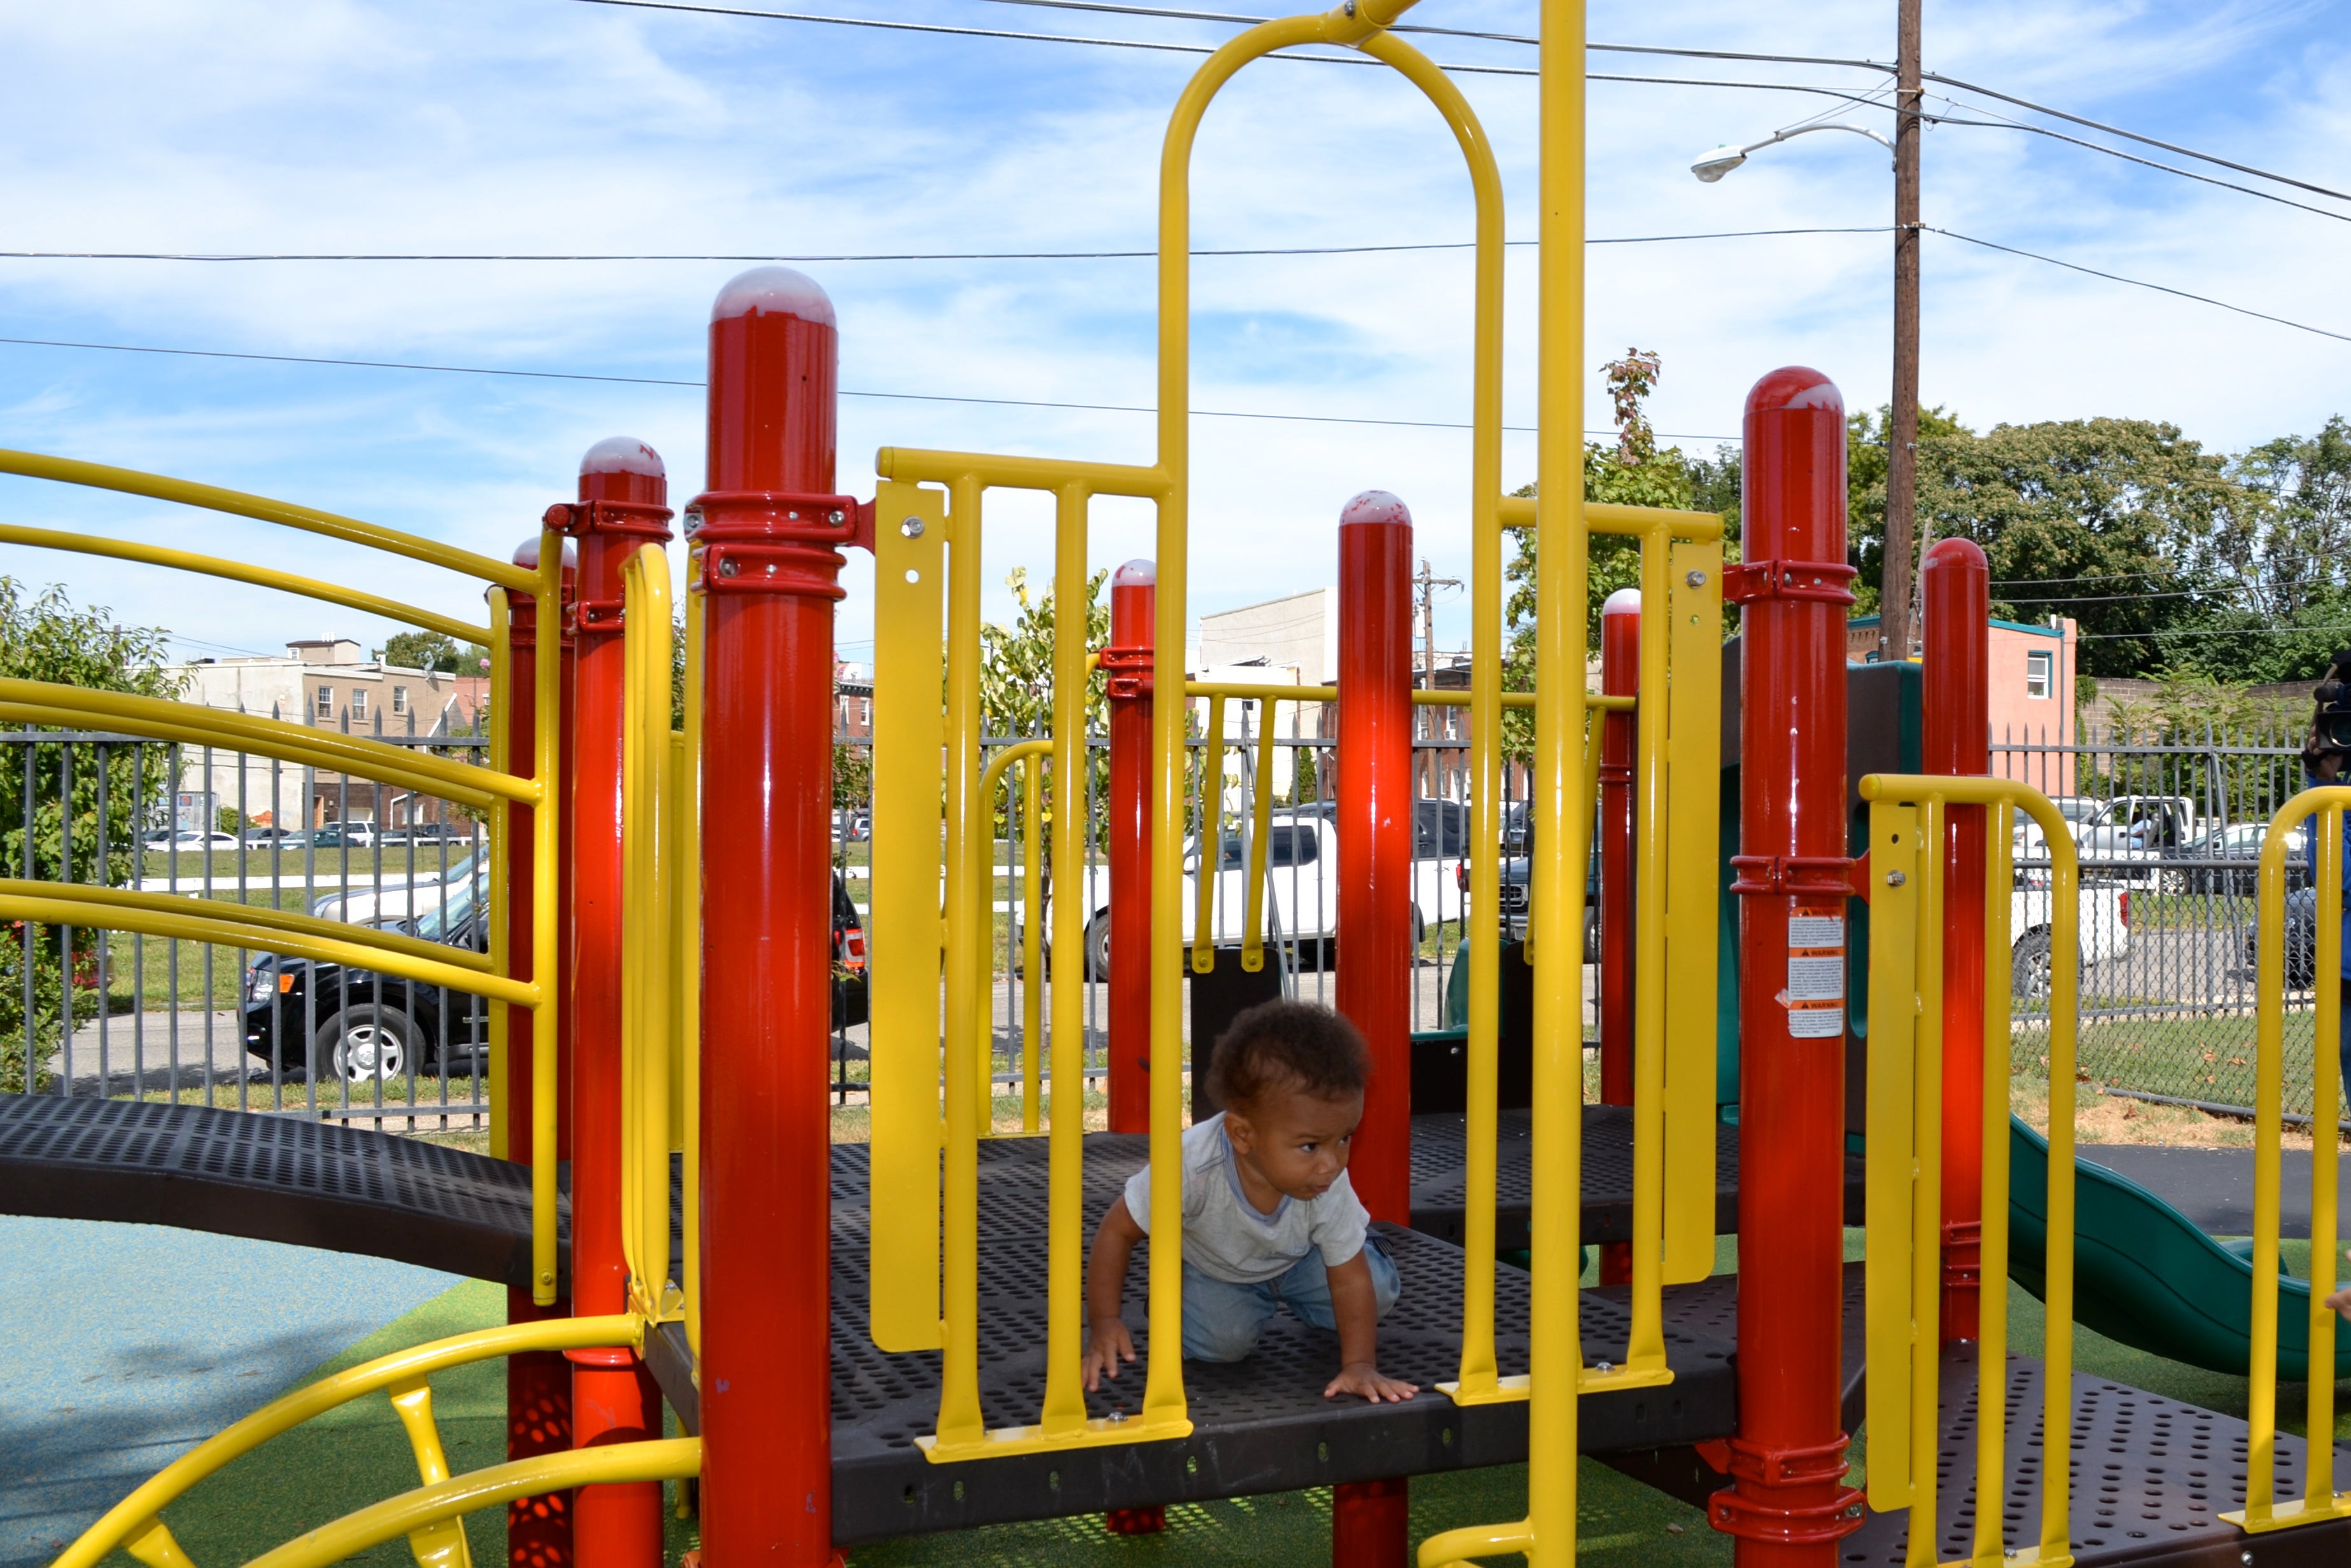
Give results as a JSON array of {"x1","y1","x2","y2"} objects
[
  {"x1": 2017, "y1": 795, "x2": 2198, "y2": 885},
  {"x1": 2009, "y1": 875, "x2": 2131, "y2": 997},
  {"x1": 1038, "y1": 800, "x2": 1472, "y2": 982}
]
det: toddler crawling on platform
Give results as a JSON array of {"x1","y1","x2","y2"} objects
[{"x1": 1080, "y1": 999, "x2": 1418, "y2": 1403}]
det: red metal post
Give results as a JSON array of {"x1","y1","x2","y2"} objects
[
  {"x1": 505, "y1": 535, "x2": 578, "y2": 1568},
  {"x1": 1713, "y1": 368, "x2": 1864, "y2": 1563},
  {"x1": 691, "y1": 267, "x2": 855, "y2": 1568},
  {"x1": 552, "y1": 440, "x2": 673, "y2": 1568},
  {"x1": 1596, "y1": 587, "x2": 1640, "y2": 1286},
  {"x1": 1103, "y1": 560, "x2": 1156, "y2": 1136},
  {"x1": 1923, "y1": 537, "x2": 1990, "y2": 1343},
  {"x1": 1332, "y1": 490, "x2": 1414, "y2": 1568}
]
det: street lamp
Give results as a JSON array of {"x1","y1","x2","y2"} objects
[{"x1": 1689, "y1": 123, "x2": 1892, "y2": 184}]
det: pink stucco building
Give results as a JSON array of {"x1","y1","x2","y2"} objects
[{"x1": 1846, "y1": 614, "x2": 2079, "y2": 795}]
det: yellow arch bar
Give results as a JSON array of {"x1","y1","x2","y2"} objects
[
  {"x1": 0, "y1": 890, "x2": 532, "y2": 1007},
  {"x1": 0, "y1": 681, "x2": 535, "y2": 810},
  {"x1": 0, "y1": 448, "x2": 536, "y2": 594},
  {"x1": 0, "y1": 878, "x2": 491, "y2": 974},
  {"x1": 0, "y1": 523, "x2": 492, "y2": 647},
  {"x1": 50, "y1": 1315, "x2": 646, "y2": 1568}
]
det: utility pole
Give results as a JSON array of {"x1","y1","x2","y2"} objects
[
  {"x1": 1414, "y1": 559, "x2": 1461, "y2": 794},
  {"x1": 1881, "y1": 0, "x2": 1923, "y2": 663}
]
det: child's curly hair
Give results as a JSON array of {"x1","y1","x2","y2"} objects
[{"x1": 1206, "y1": 999, "x2": 1372, "y2": 1112}]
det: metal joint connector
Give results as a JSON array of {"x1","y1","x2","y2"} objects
[
  {"x1": 543, "y1": 497, "x2": 676, "y2": 541},
  {"x1": 683, "y1": 489, "x2": 860, "y2": 600},
  {"x1": 1728, "y1": 853, "x2": 1856, "y2": 898},
  {"x1": 1099, "y1": 642, "x2": 1155, "y2": 700},
  {"x1": 1722, "y1": 558, "x2": 1859, "y2": 607}
]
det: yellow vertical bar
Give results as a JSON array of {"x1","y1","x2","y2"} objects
[
  {"x1": 1021, "y1": 753, "x2": 1043, "y2": 1134},
  {"x1": 2306, "y1": 804, "x2": 2340, "y2": 1506},
  {"x1": 1192, "y1": 693, "x2": 1225, "y2": 972},
  {"x1": 680, "y1": 588, "x2": 704, "y2": 1358},
  {"x1": 1906, "y1": 797, "x2": 1947, "y2": 1568},
  {"x1": 531, "y1": 529, "x2": 562, "y2": 1308},
  {"x1": 1661, "y1": 536, "x2": 1721, "y2": 1285},
  {"x1": 869, "y1": 480, "x2": 947, "y2": 1352},
  {"x1": 937, "y1": 473, "x2": 986, "y2": 1445},
  {"x1": 1241, "y1": 700, "x2": 1277, "y2": 973},
  {"x1": 2247, "y1": 808, "x2": 2287, "y2": 1523},
  {"x1": 2039, "y1": 799, "x2": 2079, "y2": 1562},
  {"x1": 1041, "y1": 481, "x2": 1092, "y2": 1438},
  {"x1": 485, "y1": 587, "x2": 512, "y2": 1162},
  {"x1": 667, "y1": 729, "x2": 688, "y2": 1155},
  {"x1": 1530, "y1": 0, "x2": 1588, "y2": 1555},
  {"x1": 1622, "y1": 527, "x2": 1668, "y2": 1373},
  {"x1": 1864, "y1": 799, "x2": 1921, "y2": 1515},
  {"x1": 634, "y1": 548, "x2": 674, "y2": 1309},
  {"x1": 618, "y1": 553, "x2": 644, "y2": 1301},
  {"x1": 1971, "y1": 800, "x2": 2011, "y2": 1568}
]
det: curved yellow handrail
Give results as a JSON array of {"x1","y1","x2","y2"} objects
[
  {"x1": 51, "y1": 1315, "x2": 645, "y2": 1568},
  {"x1": 1418, "y1": 1519, "x2": 1534, "y2": 1568},
  {"x1": 0, "y1": 680, "x2": 534, "y2": 810},
  {"x1": 246, "y1": 1440, "x2": 701, "y2": 1568},
  {"x1": 0, "y1": 449, "x2": 536, "y2": 593},
  {"x1": 0, "y1": 523, "x2": 493, "y2": 647},
  {"x1": 0, "y1": 878, "x2": 489, "y2": 973},
  {"x1": 0, "y1": 889, "x2": 531, "y2": 1007}
]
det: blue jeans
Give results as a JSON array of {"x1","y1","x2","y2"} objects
[{"x1": 1181, "y1": 1239, "x2": 1400, "y2": 1363}]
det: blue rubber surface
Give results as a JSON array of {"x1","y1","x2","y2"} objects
[{"x1": 0, "y1": 1216, "x2": 460, "y2": 1568}]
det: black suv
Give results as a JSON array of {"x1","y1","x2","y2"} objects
[{"x1": 245, "y1": 871, "x2": 870, "y2": 1084}]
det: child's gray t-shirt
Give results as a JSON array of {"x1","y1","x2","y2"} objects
[{"x1": 1121, "y1": 1112, "x2": 1371, "y2": 1285}]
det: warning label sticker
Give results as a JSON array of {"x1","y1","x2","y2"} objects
[{"x1": 1786, "y1": 906, "x2": 1845, "y2": 1039}]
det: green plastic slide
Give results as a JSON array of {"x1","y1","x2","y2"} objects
[{"x1": 2007, "y1": 1114, "x2": 2351, "y2": 1380}]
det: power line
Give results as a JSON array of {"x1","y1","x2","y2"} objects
[
  {"x1": 559, "y1": 0, "x2": 1894, "y2": 102},
  {"x1": 0, "y1": 331, "x2": 1747, "y2": 438},
  {"x1": 2074, "y1": 624, "x2": 2351, "y2": 641},
  {"x1": 1920, "y1": 69, "x2": 2351, "y2": 206},
  {"x1": 1991, "y1": 569, "x2": 2188, "y2": 585},
  {"x1": 0, "y1": 226, "x2": 1890, "y2": 263},
  {"x1": 1929, "y1": 227, "x2": 2351, "y2": 347},
  {"x1": 973, "y1": 0, "x2": 1895, "y2": 69},
  {"x1": 1999, "y1": 588, "x2": 2235, "y2": 604}
]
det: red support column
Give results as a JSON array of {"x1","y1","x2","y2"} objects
[
  {"x1": 1333, "y1": 490, "x2": 1414, "y2": 1568},
  {"x1": 1103, "y1": 560, "x2": 1156, "y2": 1137},
  {"x1": 1712, "y1": 368, "x2": 1865, "y2": 1564},
  {"x1": 1923, "y1": 537, "x2": 1990, "y2": 1343},
  {"x1": 690, "y1": 267, "x2": 855, "y2": 1568},
  {"x1": 1596, "y1": 588, "x2": 1640, "y2": 1286},
  {"x1": 552, "y1": 441, "x2": 674, "y2": 1568},
  {"x1": 506, "y1": 536, "x2": 579, "y2": 1568}
]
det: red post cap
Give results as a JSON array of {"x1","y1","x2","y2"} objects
[{"x1": 1340, "y1": 490, "x2": 1413, "y2": 529}]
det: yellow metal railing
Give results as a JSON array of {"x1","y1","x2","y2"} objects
[
  {"x1": 1859, "y1": 774, "x2": 2079, "y2": 1568},
  {"x1": 0, "y1": 454, "x2": 569, "y2": 1305},
  {"x1": 619, "y1": 546, "x2": 685, "y2": 1324},
  {"x1": 1179, "y1": 679, "x2": 1329, "y2": 975},
  {"x1": 50, "y1": 1315, "x2": 657, "y2": 1568},
  {"x1": 2228, "y1": 783, "x2": 2351, "y2": 1535},
  {"x1": 975, "y1": 736, "x2": 1054, "y2": 1134}
]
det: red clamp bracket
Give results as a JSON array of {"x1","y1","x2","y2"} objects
[
  {"x1": 1722, "y1": 558, "x2": 1858, "y2": 607},
  {"x1": 1729, "y1": 853, "x2": 1856, "y2": 898},
  {"x1": 571, "y1": 597, "x2": 626, "y2": 634},
  {"x1": 1099, "y1": 643, "x2": 1155, "y2": 701},
  {"x1": 1705, "y1": 1434, "x2": 1865, "y2": 1545},
  {"x1": 685, "y1": 490, "x2": 860, "y2": 601},
  {"x1": 543, "y1": 498, "x2": 674, "y2": 541}
]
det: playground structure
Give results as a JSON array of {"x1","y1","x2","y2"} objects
[{"x1": 4, "y1": 2, "x2": 2350, "y2": 1568}]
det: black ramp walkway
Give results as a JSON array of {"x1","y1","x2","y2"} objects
[
  {"x1": 823, "y1": 1135, "x2": 1744, "y2": 1542},
  {"x1": 0, "y1": 1094, "x2": 557, "y2": 1289}
]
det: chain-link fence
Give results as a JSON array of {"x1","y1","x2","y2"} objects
[
  {"x1": 0, "y1": 706, "x2": 492, "y2": 1134},
  {"x1": 1996, "y1": 717, "x2": 2338, "y2": 1122}
]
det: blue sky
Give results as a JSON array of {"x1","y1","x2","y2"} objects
[{"x1": 0, "y1": 0, "x2": 2344, "y2": 666}]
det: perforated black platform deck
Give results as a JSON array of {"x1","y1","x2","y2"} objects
[
  {"x1": 1841, "y1": 1347, "x2": 2351, "y2": 1567},
  {"x1": 0, "y1": 1093, "x2": 559, "y2": 1289},
  {"x1": 1407, "y1": 1106, "x2": 1867, "y2": 1251},
  {"x1": 820, "y1": 1133, "x2": 1745, "y2": 1541}
]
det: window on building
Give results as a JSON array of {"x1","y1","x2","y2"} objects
[
  {"x1": 861, "y1": 698, "x2": 872, "y2": 726},
  {"x1": 2025, "y1": 649, "x2": 2054, "y2": 700},
  {"x1": 392, "y1": 686, "x2": 408, "y2": 715},
  {"x1": 315, "y1": 686, "x2": 334, "y2": 716},
  {"x1": 351, "y1": 688, "x2": 368, "y2": 719}
]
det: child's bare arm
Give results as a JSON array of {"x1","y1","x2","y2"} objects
[
  {"x1": 1322, "y1": 1250, "x2": 1419, "y2": 1403},
  {"x1": 2328, "y1": 1251, "x2": 2351, "y2": 1321},
  {"x1": 1084, "y1": 1197, "x2": 1147, "y2": 1391}
]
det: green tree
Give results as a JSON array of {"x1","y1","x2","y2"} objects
[
  {"x1": 978, "y1": 566, "x2": 1112, "y2": 882},
  {"x1": 379, "y1": 630, "x2": 490, "y2": 676},
  {"x1": 1845, "y1": 404, "x2": 1972, "y2": 615},
  {"x1": 0, "y1": 580, "x2": 179, "y2": 1090}
]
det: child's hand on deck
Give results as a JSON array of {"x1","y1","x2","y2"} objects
[
  {"x1": 1324, "y1": 1361, "x2": 1420, "y2": 1403},
  {"x1": 2328, "y1": 1253, "x2": 2351, "y2": 1321},
  {"x1": 1083, "y1": 1315, "x2": 1136, "y2": 1392}
]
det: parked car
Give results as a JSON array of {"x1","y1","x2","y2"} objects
[
  {"x1": 2236, "y1": 885, "x2": 2345, "y2": 991},
  {"x1": 160, "y1": 831, "x2": 239, "y2": 850},
  {"x1": 241, "y1": 827, "x2": 295, "y2": 848},
  {"x1": 832, "y1": 870, "x2": 868, "y2": 1030},
  {"x1": 243, "y1": 880, "x2": 489, "y2": 1083},
  {"x1": 312, "y1": 854, "x2": 485, "y2": 926},
  {"x1": 2163, "y1": 821, "x2": 2311, "y2": 896},
  {"x1": 286, "y1": 824, "x2": 377, "y2": 849},
  {"x1": 2018, "y1": 795, "x2": 2198, "y2": 884}
]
